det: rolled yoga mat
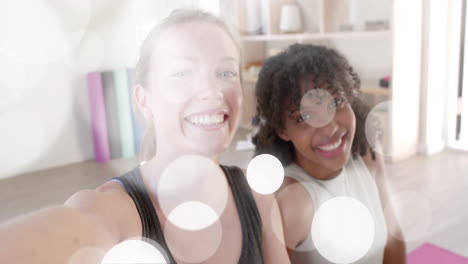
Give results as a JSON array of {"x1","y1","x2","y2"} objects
[
  {"x1": 407, "y1": 243, "x2": 468, "y2": 264},
  {"x1": 87, "y1": 72, "x2": 110, "y2": 163},
  {"x1": 102, "y1": 71, "x2": 122, "y2": 159},
  {"x1": 113, "y1": 69, "x2": 136, "y2": 158}
]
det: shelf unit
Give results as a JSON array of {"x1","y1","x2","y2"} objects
[
  {"x1": 235, "y1": 0, "x2": 393, "y2": 80},
  {"x1": 243, "y1": 75, "x2": 392, "y2": 96},
  {"x1": 227, "y1": 0, "x2": 393, "y2": 128},
  {"x1": 235, "y1": 0, "x2": 392, "y2": 39},
  {"x1": 241, "y1": 30, "x2": 392, "y2": 42},
  {"x1": 223, "y1": 0, "x2": 427, "y2": 162}
]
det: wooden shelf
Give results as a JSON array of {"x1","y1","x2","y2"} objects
[
  {"x1": 242, "y1": 77, "x2": 391, "y2": 96},
  {"x1": 241, "y1": 30, "x2": 392, "y2": 42},
  {"x1": 360, "y1": 87, "x2": 392, "y2": 96}
]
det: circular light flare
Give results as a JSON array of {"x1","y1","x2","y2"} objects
[
  {"x1": 365, "y1": 100, "x2": 392, "y2": 157},
  {"x1": 0, "y1": 0, "x2": 91, "y2": 65},
  {"x1": 246, "y1": 154, "x2": 285, "y2": 194},
  {"x1": 155, "y1": 155, "x2": 229, "y2": 222},
  {"x1": 300, "y1": 89, "x2": 336, "y2": 128},
  {"x1": 311, "y1": 196, "x2": 375, "y2": 264},
  {"x1": 167, "y1": 201, "x2": 220, "y2": 231},
  {"x1": 164, "y1": 210, "x2": 223, "y2": 263},
  {"x1": 101, "y1": 239, "x2": 168, "y2": 264}
]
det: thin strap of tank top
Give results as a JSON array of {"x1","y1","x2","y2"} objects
[
  {"x1": 221, "y1": 165, "x2": 264, "y2": 264},
  {"x1": 113, "y1": 165, "x2": 264, "y2": 264},
  {"x1": 112, "y1": 168, "x2": 176, "y2": 263}
]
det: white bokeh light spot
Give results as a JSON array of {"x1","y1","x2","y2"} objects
[
  {"x1": 246, "y1": 154, "x2": 285, "y2": 194},
  {"x1": 0, "y1": 0, "x2": 90, "y2": 65},
  {"x1": 167, "y1": 201, "x2": 220, "y2": 231},
  {"x1": 312, "y1": 197, "x2": 375, "y2": 264},
  {"x1": 164, "y1": 211, "x2": 223, "y2": 263},
  {"x1": 101, "y1": 239, "x2": 167, "y2": 264},
  {"x1": 156, "y1": 155, "x2": 229, "y2": 220},
  {"x1": 365, "y1": 100, "x2": 392, "y2": 157},
  {"x1": 300, "y1": 89, "x2": 336, "y2": 128},
  {"x1": 385, "y1": 190, "x2": 432, "y2": 243}
]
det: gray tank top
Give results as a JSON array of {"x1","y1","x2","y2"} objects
[{"x1": 112, "y1": 164, "x2": 264, "y2": 264}]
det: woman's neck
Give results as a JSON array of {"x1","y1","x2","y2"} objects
[
  {"x1": 294, "y1": 156, "x2": 343, "y2": 181},
  {"x1": 139, "y1": 149, "x2": 221, "y2": 187}
]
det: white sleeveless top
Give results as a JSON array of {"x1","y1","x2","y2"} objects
[{"x1": 284, "y1": 156, "x2": 387, "y2": 264}]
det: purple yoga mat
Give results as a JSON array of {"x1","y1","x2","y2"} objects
[
  {"x1": 87, "y1": 72, "x2": 110, "y2": 163},
  {"x1": 408, "y1": 243, "x2": 468, "y2": 264}
]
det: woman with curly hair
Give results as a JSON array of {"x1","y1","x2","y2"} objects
[{"x1": 253, "y1": 44, "x2": 406, "y2": 263}]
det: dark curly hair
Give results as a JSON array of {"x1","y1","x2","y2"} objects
[{"x1": 252, "y1": 43, "x2": 376, "y2": 166}]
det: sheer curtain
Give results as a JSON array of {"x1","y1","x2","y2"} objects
[{"x1": 459, "y1": 0, "x2": 468, "y2": 146}]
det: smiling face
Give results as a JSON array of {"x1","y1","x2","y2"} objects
[
  {"x1": 143, "y1": 22, "x2": 242, "y2": 159},
  {"x1": 278, "y1": 78, "x2": 356, "y2": 180}
]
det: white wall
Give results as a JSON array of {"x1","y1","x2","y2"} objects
[
  {"x1": 420, "y1": 0, "x2": 468, "y2": 154},
  {"x1": 457, "y1": 0, "x2": 468, "y2": 149},
  {"x1": 329, "y1": 36, "x2": 392, "y2": 83},
  {"x1": 0, "y1": 0, "x2": 215, "y2": 179},
  {"x1": 0, "y1": 1, "x2": 136, "y2": 179},
  {"x1": 390, "y1": 0, "x2": 423, "y2": 161},
  {"x1": 418, "y1": 0, "x2": 450, "y2": 155}
]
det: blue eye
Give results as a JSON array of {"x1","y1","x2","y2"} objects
[{"x1": 218, "y1": 70, "x2": 238, "y2": 78}]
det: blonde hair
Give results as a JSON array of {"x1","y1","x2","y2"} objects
[{"x1": 133, "y1": 9, "x2": 240, "y2": 162}]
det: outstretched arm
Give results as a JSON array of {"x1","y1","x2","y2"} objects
[
  {"x1": 275, "y1": 177, "x2": 314, "y2": 261},
  {"x1": 0, "y1": 186, "x2": 137, "y2": 264}
]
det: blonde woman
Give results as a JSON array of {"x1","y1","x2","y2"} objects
[{"x1": 0, "y1": 9, "x2": 290, "y2": 264}]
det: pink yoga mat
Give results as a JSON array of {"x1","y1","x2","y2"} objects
[
  {"x1": 408, "y1": 243, "x2": 468, "y2": 264},
  {"x1": 88, "y1": 72, "x2": 110, "y2": 163}
]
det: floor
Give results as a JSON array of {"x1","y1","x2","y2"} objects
[
  {"x1": 0, "y1": 128, "x2": 255, "y2": 222},
  {"x1": 0, "y1": 128, "x2": 467, "y2": 257},
  {"x1": 384, "y1": 149, "x2": 468, "y2": 256}
]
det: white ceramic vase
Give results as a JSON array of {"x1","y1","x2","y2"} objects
[{"x1": 279, "y1": 4, "x2": 302, "y2": 33}]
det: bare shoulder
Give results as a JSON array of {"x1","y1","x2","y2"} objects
[
  {"x1": 276, "y1": 176, "x2": 314, "y2": 226},
  {"x1": 64, "y1": 180, "x2": 141, "y2": 240},
  {"x1": 65, "y1": 181, "x2": 129, "y2": 211},
  {"x1": 276, "y1": 177, "x2": 312, "y2": 207},
  {"x1": 275, "y1": 176, "x2": 314, "y2": 249}
]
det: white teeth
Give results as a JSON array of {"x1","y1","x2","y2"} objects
[
  {"x1": 187, "y1": 114, "x2": 224, "y2": 125},
  {"x1": 317, "y1": 137, "x2": 342, "y2": 152}
]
